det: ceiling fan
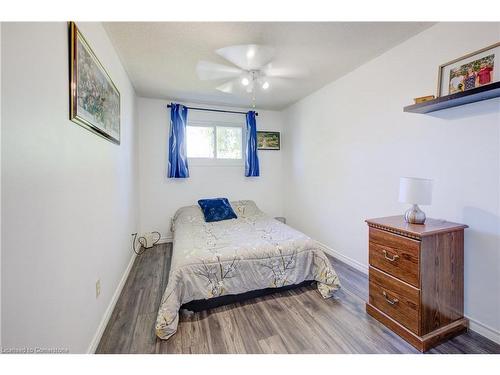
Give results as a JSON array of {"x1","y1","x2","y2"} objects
[{"x1": 196, "y1": 44, "x2": 308, "y2": 102}]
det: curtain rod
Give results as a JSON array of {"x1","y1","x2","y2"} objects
[{"x1": 167, "y1": 104, "x2": 258, "y2": 116}]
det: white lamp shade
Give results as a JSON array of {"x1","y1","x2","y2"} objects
[{"x1": 399, "y1": 177, "x2": 433, "y2": 205}]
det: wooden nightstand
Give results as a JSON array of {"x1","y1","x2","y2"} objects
[{"x1": 365, "y1": 215, "x2": 468, "y2": 352}]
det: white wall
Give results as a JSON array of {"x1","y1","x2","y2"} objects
[
  {"x1": 1, "y1": 22, "x2": 139, "y2": 353},
  {"x1": 137, "y1": 97, "x2": 284, "y2": 238},
  {"x1": 282, "y1": 22, "x2": 500, "y2": 342}
]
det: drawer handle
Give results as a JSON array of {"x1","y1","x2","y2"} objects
[
  {"x1": 382, "y1": 290, "x2": 399, "y2": 305},
  {"x1": 382, "y1": 249, "x2": 399, "y2": 262}
]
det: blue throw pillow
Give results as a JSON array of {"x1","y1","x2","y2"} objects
[{"x1": 198, "y1": 198, "x2": 237, "y2": 223}]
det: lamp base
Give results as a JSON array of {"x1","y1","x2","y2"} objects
[{"x1": 404, "y1": 204, "x2": 426, "y2": 224}]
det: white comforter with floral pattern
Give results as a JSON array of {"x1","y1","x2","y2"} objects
[{"x1": 155, "y1": 200, "x2": 341, "y2": 340}]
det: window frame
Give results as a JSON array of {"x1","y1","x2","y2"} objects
[{"x1": 186, "y1": 119, "x2": 246, "y2": 167}]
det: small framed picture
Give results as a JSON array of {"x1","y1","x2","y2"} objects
[
  {"x1": 257, "y1": 131, "x2": 280, "y2": 150},
  {"x1": 437, "y1": 42, "x2": 500, "y2": 97}
]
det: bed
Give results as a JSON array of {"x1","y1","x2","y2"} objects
[{"x1": 155, "y1": 200, "x2": 341, "y2": 340}]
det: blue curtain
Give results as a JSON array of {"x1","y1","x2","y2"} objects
[
  {"x1": 245, "y1": 111, "x2": 260, "y2": 177},
  {"x1": 168, "y1": 103, "x2": 189, "y2": 178}
]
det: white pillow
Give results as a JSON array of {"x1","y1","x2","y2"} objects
[
  {"x1": 230, "y1": 200, "x2": 261, "y2": 217},
  {"x1": 171, "y1": 205, "x2": 205, "y2": 232}
]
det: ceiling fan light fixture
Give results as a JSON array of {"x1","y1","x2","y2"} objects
[
  {"x1": 200, "y1": 44, "x2": 303, "y2": 101},
  {"x1": 246, "y1": 47, "x2": 256, "y2": 60}
]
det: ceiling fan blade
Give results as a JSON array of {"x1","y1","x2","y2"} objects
[
  {"x1": 216, "y1": 44, "x2": 275, "y2": 71},
  {"x1": 196, "y1": 61, "x2": 243, "y2": 81},
  {"x1": 263, "y1": 63, "x2": 310, "y2": 78},
  {"x1": 216, "y1": 78, "x2": 241, "y2": 94},
  {"x1": 257, "y1": 77, "x2": 293, "y2": 92}
]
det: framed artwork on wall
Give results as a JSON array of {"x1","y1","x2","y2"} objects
[
  {"x1": 257, "y1": 131, "x2": 280, "y2": 150},
  {"x1": 69, "y1": 21, "x2": 121, "y2": 144},
  {"x1": 437, "y1": 42, "x2": 500, "y2": 97}
]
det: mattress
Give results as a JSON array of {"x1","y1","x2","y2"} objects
[{"x1": 155, "y1": 200, "x2": 341, "y2": 340}]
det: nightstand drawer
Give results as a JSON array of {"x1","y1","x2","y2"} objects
[
  {"x1": 369, "y1": 228, "x2": 420, "y2": 287},
  {"x1": 369, "y1": 241, "x2": 420, "y2": 287},
  {"x1": 369, "y1": 267, "x2": 420, "y2": 334}
]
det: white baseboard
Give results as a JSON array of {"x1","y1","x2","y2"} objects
[
  {"x1": 467, "y1": 317, "x2": 500, "y2": 344},
  {"x1": 87, "y1": 252, "x2": 137, "y2": 354},
  {"x1": 317, "y1": 241, "x2": 499, "y2": 344},
  {"x1": 158, "y1": 235, "x2": 173, "y2": 244},
  {"x1": 316, "y1": 241, "x2": 368, "y2": 275}
]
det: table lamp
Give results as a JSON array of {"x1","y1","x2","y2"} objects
[{"x1": 399, "y1": 177, "x2": 433, "y2": 224}]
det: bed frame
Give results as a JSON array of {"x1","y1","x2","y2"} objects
[{"x1": 181, "y1": 280, "x2": 315, "y2": 312}]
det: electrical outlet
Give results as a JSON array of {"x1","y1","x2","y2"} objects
[{"x1": 96, "y1": 279, "x2": 101, "y2": 299}]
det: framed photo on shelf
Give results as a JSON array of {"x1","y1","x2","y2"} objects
[
  {"x1": 257, "y1": 131, "x2": 280, "y2": 150},
  {"x1": 69, "y1": 22, "x2": 121, "y2": 144},
  {"x1": 437, "y1": 42, "x2": 500, "y2": 97}
]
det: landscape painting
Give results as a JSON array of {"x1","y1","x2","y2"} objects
[
  {"x1": 257, "y1": 131, "x2": 280, "y2": 150},
  {"x1": 69, "y1": 22, "x2": 120, "y2": 144}
]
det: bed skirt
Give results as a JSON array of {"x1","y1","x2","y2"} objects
[{"x1": 181, "y1": 280, "x2": 315, "y2": 312}]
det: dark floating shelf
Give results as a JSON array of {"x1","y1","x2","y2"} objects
[{"x1": 404, "y1": 81, "x2": 500, "y2": 114}]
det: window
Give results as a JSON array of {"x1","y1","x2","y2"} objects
[
  {"x1": 187, "y1": 122, "x2": 243, "y2": 163},
  {"x1": 186, "y1": 126, "x2": 215, "y2": 158},
  {"x1": 216, "y1": 126, "x2": 243, "y2": 159}
]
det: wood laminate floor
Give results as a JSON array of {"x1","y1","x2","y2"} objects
[{"x1": 96, "y1": 243, "x2": 500, "y2": 354}]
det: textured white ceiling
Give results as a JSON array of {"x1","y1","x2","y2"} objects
[{"x1": 104, "y1": 22, "x2": 433, "y2": 110}]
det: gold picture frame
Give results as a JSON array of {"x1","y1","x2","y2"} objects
[
  {"x1": 437, "y1": 42, "x2": 500, "y2": 97},
  {"x1": 69, "y1": 22, "x2": 121, "y2": 144}
]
